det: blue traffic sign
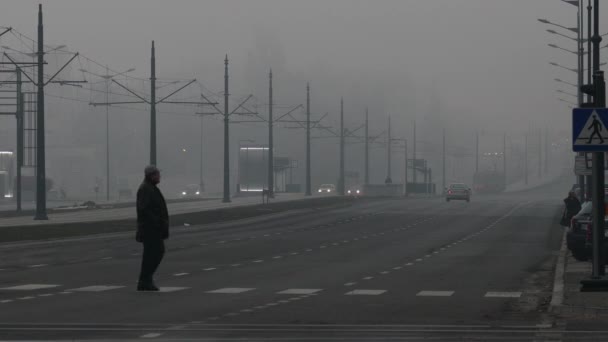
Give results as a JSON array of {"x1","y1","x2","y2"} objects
[{"x1": 573, "y1": 108, "x2": 608, "y2": 152}]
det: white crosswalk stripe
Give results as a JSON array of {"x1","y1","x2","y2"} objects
[
  {"x1": 277, "y1": 289, "x2": 322, "y2": 295},
  {"x1": 484, "y1": 291, "x2": 522, "y2": 298},
  {"x1": 416, "y1": 290, "x2": 454, "y2": 297},
  {"x1": 345, "y1": 289, "x2": 386, "y2": 295},
  {"x1": 157, "y1": 287, "x2": 190, "y2": 293}
]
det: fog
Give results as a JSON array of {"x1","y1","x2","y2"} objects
[{"x1": 0, "y1": 0, "x2": 600, "y2": 200}]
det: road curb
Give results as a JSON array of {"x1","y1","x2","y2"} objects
[{"x1": 549, "y1": 228, "x2": 567, "y2": 311}]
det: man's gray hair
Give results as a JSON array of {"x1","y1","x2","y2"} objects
[{"x1": 144, "y1": 165, "x2": 160, "y2": 178}]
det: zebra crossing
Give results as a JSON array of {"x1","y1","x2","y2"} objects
[{"x1": 0, "y1": 283, "x2": 529, "y2": 301}]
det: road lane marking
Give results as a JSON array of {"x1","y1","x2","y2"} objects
[
  {"x1": 231, "y1": 264, "x2": 241, "y2": 267},
  {"x1": 203, "y1": 268, "x2": 216, "y2": 271},
  {"x1": 252, "y1": 260, "x2": 264, "y2": 263},
  {"x1": 344, "y1": 282, "x2": 356, "y2": 286},
  {"x1": 345, "y1": 289, "x2": 386, "y2": 295},
  {"x1": 277, "y1": 289, "x2": 322, "y2": 295},
  {"x1": 273, "y1": 256, "x2": 282, "y2": 259},
  {"x1": 393, "y1": 267, "x2": 402, "y2": 270},
  {"x1": 363, "y1": 277, "x2": 373, "y2": 280},
  {"x1": 484, "y1": 291, "x2": 522, "y2": 298},
  {"x1": 0, "y1": 299, "x2": 13, "y2": 303},
  {"x1": 417, "y1": 291, "x2": 454, "y2": 297},
  {"x1": 69, "y1": 285, "x2": 125, "y2": 292},
  {"x1": 173, "y1": 272, "x2": 189, "y2": 277},
  {"x1": 0, "y1": 284, "x2": 60, "y2": 290},
  {"x1": 157, "y1": 287, "x2": 189, "y2": 293},
  {"x1": 206, "y1": 287, "x2": 255, "y2": 294},
  {"x1": 140, "y1": 333, "x2": 162, "y2": 338}
]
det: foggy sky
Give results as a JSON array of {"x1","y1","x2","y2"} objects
[{"x1": 0, "y1": 0, "x2": 600, "y2": 197}]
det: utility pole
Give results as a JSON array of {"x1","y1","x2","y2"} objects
[
  {"x1": 524, "y1": 133, "x2": 528, "y2": 185},
  {"x1": 268, "y1": 69, "x2": 274, "y2": 197},
  {"x1": 538, "y1": 128, "x2": 542, "y2": 179},
  {"x1": 386, "y1": 116, "x2": 392, "y2": 184},
  {"x1": 16, "y1": 70, "x2": 22, "y2": 211},
  {"x1": 223, "y1": 55, "x2": 230, "y2": 203},
  {"x1": 503, "y1": 133, "x2": 507, "y2": 187},
  {"x1": 404, "y1": 139, "x2": 408, "y2": 196},
  {"x1": 475, "y1": 130, "x2": 479, "y2": 174},
  {"x1": 305, "y1": 83, "x2": 311, "y2": 196},
  {"x1": 442, "y1": 129, "x2": 446, "y2": 193},
  {"x1": 199, "y1": 114, "x2": 204, "y2": 191},
  {"x1": 150, "y1": 41, "x2": 157, "y2": 166},
  {"x1": 413, "y1": 121, "x2": 417, "y2": 184},
  {"x1": 364, "y1": 108, "x2": 369, "y2": 185},
  {"x1": 35, "y1": 4, "x2": 47, "y2": 220},
  {"x1": 339, "y1": 97, "x2": 345, "y2": 195},
  {"x1": 544, "y1": 128, "x2": 549, "y2": 175}
]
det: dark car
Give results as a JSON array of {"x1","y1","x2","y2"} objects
[{"x1": 567, "y1": 201, "x2": 591, "y2": 261}]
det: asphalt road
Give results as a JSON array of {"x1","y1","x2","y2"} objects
[{"x1": 0, "y1": 182, "x2": 595, "y2": 341}]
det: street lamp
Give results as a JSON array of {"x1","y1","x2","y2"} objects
[
  {"x1": 548, "y1": 43, "x2": 587, "y2": 55},
  {"x1": 556, "y1": 89, "x2": 578, "y2": 98},
  {"x1": 79, "y1": 66, "x2": 135, "y2": 202},
  {"x1": 558, "y1": 97, "x2": 578, "y2": 106},
  {"x1": 547, "y1": 29, "x2": 586, "y2": 43},
  {"x1": 538, "y1": 18, "x2": 578, "y2": 34}
]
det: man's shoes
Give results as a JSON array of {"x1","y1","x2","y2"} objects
[{"x1": 137, "y1": 281, "x2": 160, "y2": 292}]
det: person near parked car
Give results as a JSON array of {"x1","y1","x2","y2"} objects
[
  {"x1": 562, "y1": 191, "x2": 582, "y2": 227},
  {"x1": 135, "y1": 165, "x2": 169, "y2": 291}
]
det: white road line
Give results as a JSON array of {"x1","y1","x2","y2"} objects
[
  {"x1": 17, "y1": 296, "x2": 35, "y2": 300},
  {"x1": 173, "y1": 272, "x2": 189, "y2": 277},
  {"x1": 345, "y1": 289, "x2": 386, "y2": 295},
  {"x1": 157, "y1": 287, "x2": 190, "y2": 293},
  {"x1": 38, "y1": 293, "x2": 54, "y2": 297},
  {"x1": 273, "y1": 256, "x2": 282, "y2": 259},
  {"x1": 69, "y1": 285, "x2": 124, "y2": 292},
  {"x1": 320, "y1": 246, "x2": 327, "y2": 249},
  {"x1": 277, "y1": 289, "x2": 322, "y2": 295},
  {"x1": 231, "y1": 264, "x2": 241, "y2": 267},
  {"x1": 344, "y1": 282, "x2": 357, "y2": 286},
  {"x1": 101, "y1": 257, "x2": 113, "y2": 260},
  {"x1": 416, "y1": 258, "x2": 423, "y2": 262},
  {"x1": 393, "y1": 266, "x2": 402, "y2": 270},
  {"x1": 252, "y1": 260, "x2": 264, "y2": 263},
  {"x1": 0, "y1": 299, "x2": 13, "y2": 303},
  {"x1": 406, "y1": 263, "x2": 414, "y2": 266},
  {"x1": 217, "y1": 241, "x2": 226, "y2": 244},
  {"x1": 305, "y1": 249, "x2": 313, "y2": 252},
  {"x1": 290, "y1": 252, "x2": 299, "y2": 255},
  {"x1": 240, "y1": 309, "x2": 253, "y2": 312},
  {"x1": 363, "y1": 276, "x2": 373, "y2": 280},
  {"x1": 484, "y1": 291, "x2": 522, "y2": 298},
  {"x1": 28, "y1": 264, "x2": 48, "y2": 268},
  {"x1": 0, "y1": 284, "x2": 60, "y2": 290},
  {"x1": 206, "y1": 287, "x2": 255, "y2": 294},
  {"x1": 416, "y1": 290, "x2": 455, "y2": 297},
  {"x1": 203, "y1": 268, "x2": 216, "y2": 271},
  {"x1": 141, "y1": 332, "x2": 162, "y2": 338}
]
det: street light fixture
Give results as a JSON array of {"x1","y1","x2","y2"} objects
[
  {"x1": 538, "y1": 18, "x2": 578, "y2": 33},
  {"x1": 556, "y1": 89, "x2": 578, "y2": 98},
  {"x1": 555, "y1": 78, "x2": 578, "y2": 87}
]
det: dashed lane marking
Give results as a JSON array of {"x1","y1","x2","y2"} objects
[
  {"x1": 157, "y1": 287, "x2": 189, "y2": 293},
  {"x1": 173, "y1": 272, "x2": 189, "y2": 277},
  {"x1": 484, "y1": 291, "x2": 522, "y2": 298},
  {"x1": 141, "y1": 332, "x2": 162, "y2": 338},
  {"x1": 345, "y1": 289, "x2": 387, "y2": 296},
  {"x1": 28, "y1": 264, "x2": 48, "y2": 268},
  {"x1": 203, "y1": 268, "x2": 216, "y2": 271},
  {"x1": 0, "y1": 284, "x2": 60, "y2": 290},
  {"x1": 69, "y1": 285, "x2": 125, "y2": 292},
  {"x1": 277, "y1": 289, "x2": 322, "y2": 295},
  {"x1": 344, "y1": 282, "x2": 357, "y2": 286},
  {"x1": 416, "y1": 291, "x2": 455, "y2": 297},
  {"x1": 206, "y1": 287, "x2": 255, "y2": 294}
]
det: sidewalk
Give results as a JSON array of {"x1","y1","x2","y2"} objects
[
  {"x1": 551, "y1": 230, "x2": 608, "y2": 318},
  {"x1": 0, "y1": 193, "x2": 311, "y2": 228}
]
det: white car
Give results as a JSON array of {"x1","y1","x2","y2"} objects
[{"x1": 318, "y1": 184, "x2": 336, "y2": 193}]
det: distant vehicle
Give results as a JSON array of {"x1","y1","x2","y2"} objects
[
  {"x1": 318, "y1": 184, "x2": 336, "y2": 193},
  {"x1": 445, "y1": 183, "x2": 471, "y2": 202},
  {"x1": 180, "y1": 184, "x2": 202, "y2": 198},
  {"x1": 473, "y1": 170, "x2": 505, "y2": 194},
  {"x1": 567, "y1": 201, "x2": 592, "y2": 261},
  {"x1": 347, "y1": 185, "x2": 362, "y2": 196}
]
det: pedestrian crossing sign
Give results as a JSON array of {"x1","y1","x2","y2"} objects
[{"x1": 573, "y1": 108, "x2": 608, "y2": 151}]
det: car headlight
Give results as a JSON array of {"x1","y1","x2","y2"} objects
[
  {"x1": 182, "y1": 191, "x2": 187, "y2": 195},
  {"x1": 347, "y1": 190, "x2": 351, "y2": 194},
  {"x1": 327, "y1": 189, "x2": 331, "y2": 192},
  {"x1": 318, "y1": 189, "x2": 322, "y2": 193},
  {"x1": 195, "y1": 191, "x2": 200, "y2": 195},
  {"x1": 356, "y1": 190, "x2": 360, "y2": 194}
]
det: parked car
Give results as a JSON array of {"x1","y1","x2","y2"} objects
[
  {"x1": 567, "y1": 201, "x2": 592, "y2": 261},
  {"x1": 445, "y1": 183, "x2": 471, "y2": 202},
  {"x1": 317, "y1": 184, "x2": 336, "y2": 194},
  {"x1": 180, "y1": 184, "x2": 202, "y2": 198}
]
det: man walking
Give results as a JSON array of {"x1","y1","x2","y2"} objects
[{"x1": 136, "y1": 165, "x2": 169, "y2": 291}]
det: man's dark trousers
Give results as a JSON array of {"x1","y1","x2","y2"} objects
[{"x1": 139, "y1": 238, "x2": 165, "y2": 283}]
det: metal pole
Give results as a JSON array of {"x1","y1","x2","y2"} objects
[
  {"x1": 364, "y1": 107, "x2": 369, "y2": 185},
  {"x1": 442, "y1": 129, "x2": 446, "y2": 193},
  {"x1": 503, "y1": 133, "x2": 507, "y2": 187},
  {"x1": 150, "y1": 41, "x2": 156, "y2": 166},
  {"x1": 404, "y1": 139, "x2": 408, "y2": 196},
  {"x1": 588, "y1": 0, "x2": 593, "y2": 103},
  {"x1": 305, "y1": 83, "x2": 311, "y2": 196},
  {"x1": 413, "y1": 121, "x2": 417, "y2": 184},
  {"x1": 475, "y1": 130, "x2": 479, "y2": 174},
  {"x1": 339, "y1": 97, "x2": 345, "y2": 195},
  {"x1": 538, "y1": 128, "x2": 542, "y2": 179},
  {"x1": 590, "y1": 0, "x2": 605, "y2": 278},
  {"x1": 578, "y1": 0, "x2": 587, "y2": 201},
  {"x1": 544, "y1": 128, "x2": 549, "y2": 175},
  {"x1": 200, "y1": 114, "x2": 204, "y2": 191},
  {"x1": 105, "y1": 65, "x2": 110, "y2": 201},
  {"x1": 16, "y1": 70, "x2": 22, "y2": 212},
  {"x1": 34, "y1": 4, "x2": 47, "y2": 220},
  {"x1": 386, "y1": 116, "x2": 392, "y2": 183},
  {"x1": 524, "y1": 133, "x2": 528, "y2": 185},
  {"x1": 268, "y1": 69, "x2": 274, "y2": 197},
  {"x1": 223, "y1": 55, "x2": 231, "y2": 203}
]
